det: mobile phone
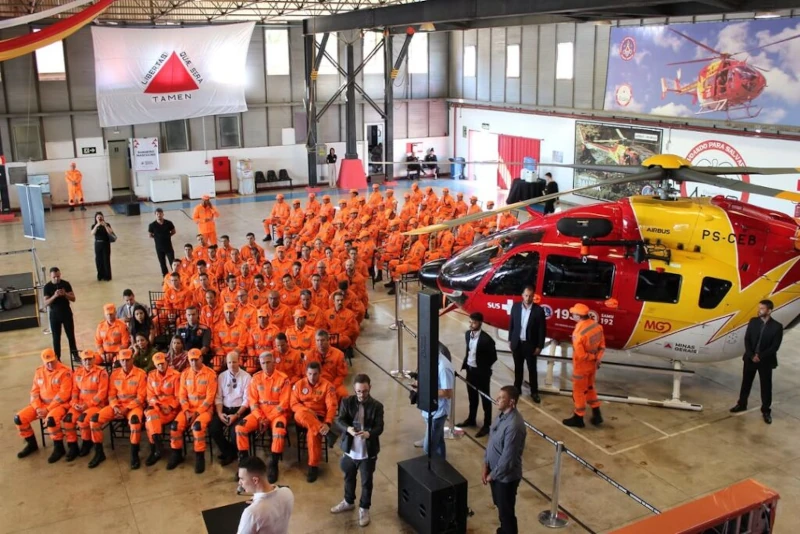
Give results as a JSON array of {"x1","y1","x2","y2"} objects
[{"x1": 353, "y1": 421, "x2": 362, "y2": 433}]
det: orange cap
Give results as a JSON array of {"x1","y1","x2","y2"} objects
[
  {"x1": 338, "y1": 199, "x2": 347, "y2": 205},
  {"x1": 103, "y1": 303, "x2": 116, "y2": 314},
  {"x1": 152, "y1": 352, "x2": 167, "y2": 365},
  {"x1": 276, "y1": 194, "x2": 284, "y2": 200},
  {"x1": 79, "y1": 350, "x2": 96, "y2": 360},
  {"x1": 257, "y1": 308, "x2": 269, "y2": 318},
  {"x1": 117, "y1": 349, "x2": 133, "y2": 361},
  {"x1": 443, "y1": 188, "x2": 449, "y2": 193},
  {"x1": 386, "y1": 189, "x2": 394, "y2": 195},
  {"x1": 187, "y1": 348, "x2": 202, "y2": 360},
  {"x1": 350, "y1": 188, "x2": 358, "y2": 194},
  {"x1": 309, "y1": 192, "x2": 316, "y2": 198},
  {"x1": 470, "y1": 195, "x2": 478, "y2": 201},
  {"x1": 41, "y1": 348, "x2": 57, "y2": 363},
  {"x1": 223, "y1": 303, "x2": 236, "y2": 313},
  {"x1": 323, "y1": 195, "x2": 331, "y2": 200},
  {"x1": 201, "y1": 194, "x2": 211, "y2": 200},
  {"x1": 569, "y1": 303, "x2": 590, "y2": 316},
  {"x1": 403, "y1": 192, "x2": 411, "y2": 198},
  {"x1": 293, "y1": 309, "x2": 308, "y2": 318},
  {"x1": 293, "y1": 199, "x2": 301, "y2": 205}
]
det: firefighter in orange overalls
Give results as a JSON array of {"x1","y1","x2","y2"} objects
[
  {"x1": 264, "y1": 194, "x2": 289, "y2": 244},
  {"x1": 325, "y1": 291, "x2": 360, "y2": 353},
  {"x1": 273, "y1": 333, "x2": 303, "y2": 382},
  {"x1": 95, "y1": 303, "x2": 131, "y2": 365},
  {"x1": 290, "y1": 361, "x2": 338, "y2": 482},
  {"x1": 286, "y1": 309, "x2": 316, "y2": 354},
  {"x1": 481, "y1": 201, "x2": 498, "y2": 235},
  {"x1": 375, "y1": 219, "x2": 403, "y2": 283},
  {"x1": 387, "y1": 234, "x2": 428, "y2": 295},
  {"x1": 63, "y1": 350, "x2": 108, "y2": 462},
  {"x1": 89, "y1": 348, "x2": 147, "y2": 469},
  {"x1": 168, "y1": 349, "x2": 217, "y2": 473},
  {"x1": 65, "y1": 162, "x2": 86, "y2": 211},
  {"x1": 563, "y1": 303, "x2": 606, "y2": 428},
  {"x1": 15, "y1": 348, "x2": 73, "y2": 461},
  {"x1": 436, "y1": 188, "x2": 457, "y2": 219},
  {"x1": 306, "y1": 192, "x2": 321, "y2": 215},
  {"x1": 248, "y1": 308, "x2": 280, "y2": 373},
  {"x1": 296, "y1": 288, "x2": 326, "y2": 329},
  {"x1": 454, "y1": 192, "x2": 468, "y2": 217},
  {"x1": 236, "y1": 351, "x2": 291, "y2": 482},
  {"x1": 453, "y1": 222, "x2": 476, "y2": 254},
  {"x1": 498, "y1": 210, "x2": 519, "y2": 231},
  {"x1": 410, "y1": 182, "x2": 423, "y2": 204},
  {"x1": 261, "y1": 290, "x2": 292, "y2": 330},
  {"x1": 309, "y1": 273, "x2": 331, "y2": 311},
  {"x1": 425, "y1": 228, "x2": 455, "y2": 262},
  {"x1": 320, "y1": 194, "x2": 335, "y2": 220},
  {"x1": 283, "y1": 199, "x2": 305, "y2": 238},
  {"x1": 143, "y1": 352, "x2": 180, "y2": 466},
  {"x1": 306, "y1": 330, "x2": 349, "y2": 400},
  {"x1": 192, "y1": 195, "x2": 220, "y2": 245},
  {"x1": 212, "y1": 303, "x2": 249, "y2": 372}
]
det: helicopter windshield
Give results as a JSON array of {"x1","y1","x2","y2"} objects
[{"x1": 439, "y1": 229, "x2": 544, "y2": 292}]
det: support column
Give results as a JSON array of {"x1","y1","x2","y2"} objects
[
  {"x1": 304, "y1": 34, "x2": 318, "y2": 187},
  {"x1": 345, "y1": 42, "x2": 357, "y2": 159},
  {"x1": 383, "y1": 31, "x2": 393, "y2": 181}
]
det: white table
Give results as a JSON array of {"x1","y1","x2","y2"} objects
[{"x1": 149, "y1": 176, "x2": 182, "y2": 202}]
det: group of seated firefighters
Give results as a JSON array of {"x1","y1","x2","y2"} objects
[{"x1": 13, "y1": 184, "x2": 517, "y2": 484}]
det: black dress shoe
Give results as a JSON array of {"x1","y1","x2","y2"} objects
[
  {"x1": 730, "y1": 404, "x2": 747, "y2": 413},
  {"x1": 456, "y1": 419, "x2": 476, "y2": 428},
  {"x1": 532, "y1": 394, "x2": 541, "y2": 404},
  {"x1": 475, "y1": 426, "x2": 490, "y2": 438},
  {"x1": 763, "y1": 413, "x2": 773, "y2": 424}
]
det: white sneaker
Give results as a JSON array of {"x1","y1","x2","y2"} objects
[
  {"x1": 359, "y1": 508, "x2": 371, "y2": 527},
  {"x1": 413, "y1": 439, "x2": 424, "y2": 448},
  {"x1": 331, "y1": 500, "x2": 356, "y2": 513}
]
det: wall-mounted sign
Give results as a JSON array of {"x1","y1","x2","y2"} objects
[
  {"x1": 132, "y1": 137, "x2": 160, "y2": 171},
  {"x1": 462, "y1": 125, "x2": 467, "y2": 138},
  {"x1": 81, "y1": 147, "x2": 97, "y2": 155},
  {"x1": 481, "y1": 123, "x2": 490, "y2": 131}
]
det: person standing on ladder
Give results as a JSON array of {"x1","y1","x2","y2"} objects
[
  {"x1": 563, "y1": 303, "x2": 605, "y2": 428},
  {"x1": 65, "y1": 162, "x2": 86, "y2": 212}
]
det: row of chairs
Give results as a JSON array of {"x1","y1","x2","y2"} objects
[{"x1": 255, "y1": 169, "x2": 293, "y2": 191}]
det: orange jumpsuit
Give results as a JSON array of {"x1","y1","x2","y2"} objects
[
  {"x1": 317, "y1": 221, "x2": 336, "y2": 243},
  {"x1": 65, "y1": 169, "x2": 84, "y2": 206},
  {"x1": 95, "y1": 319, "x2": 131, "y2": 361},
  {"x1": 296, "y1": 304, "x2": 326, "y2": 329},
  {"x1": 310, "y1": 287, "x2": 331, "y2": 311},
  {"x1": 91, "y1": 366, "x2": 147, "y2": 445},
  {"x1": 240, "y1": 244, "x2": 264, "y2": 265},
  {"x1": 498, "y1": 212, "x2": 518, "y2": 230},
  {"x1": 171, "y1": 365, "x2": 217, "y2": 452},
  {"x1": 279, "y1": 286, "x2": 301, "y2": 308},
  {"x1": 454, "y1": 224, "x2": 476, "y2": 253},
  {"x1": 192, "y1": 203, "x2": 220, "y2": 245},
  {"x1": 286, "y1": 325, "x2": 315, "y2": 353},
  {"x1": 235, "y1": 370, "x2": 291, "y2": 455},
  {"x1": 260, "y1": 303, "x2": 292, "y2": 330},
  {"x1": 571, "y1": 319, "x2": 606, "y2": 417},
  {"x1": 426, "y1": 230, "x2": 454, "y2": 261},
  {"x1": 274, "y1": 346, "x2": 304, "y2": 383},
  {"x1": 217, "y1": 244, "x2": 235, "y2": 263},
  {"x1": 268, "y1": 200, "x2": 290, "y2": 239},
  {"x1": 164, "y1": 286, "x2": 193, "y2": 311},
  {"x1": 306, "y1": 347, "x2": 349, "y2": 400},
  {"x1": 299, "y1": 217, "x2": 322, "y2": 245},
  {"x1": 390, "y1": 239, "x2": 427, "y2": 279},
  {"x1": 201, "y1": 303, "x2": 223, "y2": 328},
  {"x1": 325, "y1": 306, "x2": 360, "y2": 350},
  {"x1": 237, "y1": 271, "x2": 255, "y2": 293},
  {"x1": 271, "y1": 257, "x2": 293, "y2": 280},
  {"x1": 221, "y1": 285, "x2": 239, "y2": 304},
  {"x1": 341, "y1": 290, "x2": 366, "y2": 324},
  {"x1": 320, "y1": 201, "x2": 335, "y2": 221},
  {"x1": 410, "y1": 186, "x2": 423, "y2": 205},
  {"x1": 316, "y1": 272, "x2": 339, "y2": 294},
  {"x1": 212, "y1": 318, "x2": 249, "y2": 372},
  {"x1": 368, "y1": 190, "x2": 383, "y2": 207},
  {"x1": 468, "y1": 203, "x2": 483, "y2": 230},
  {"x1": 284, "y1": 206, "x2": 305, "y2": 237},
  {"x1": 236, "y1": 303, "x2": 259, "y2": 329},
  {"x1": 16, "y1": 362, "x2": 72, "y2": 441},
  {"x1": 339, "y1": 271, "x2": 369, "y2": 308},
  {"x1": 290, "y1": 377, "x2": 338, "y2": 467},
  {"x1": 63, "y1": 365, "x2": 108, "y2": 444},
  {"x1": 436, "y1": 194, "x2": 457, "y2": 219},
  {"x1": 454, "y1": 198, "x2": 468, "y2": 217},
  {"x1": 247, "y1": 325, "x2": 280, "y2": 373},
  {"x1": 249, "y1": 286, "x2": 271, "y2": 309},
  {"x1": 306, "y1": 197, "x2": 321, "y2": 215},
  {"x1": 379, "y1": 230, "x2": 404, "y2": 269},
  {"x1": 224, "y1": 258, "x2": 245, "y2": 279},
  {"x1": 144, "y1": 367, "x2": 181, "y2": 443}
]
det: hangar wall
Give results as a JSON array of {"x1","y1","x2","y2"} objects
[{"x1": 0, "y1": 25, "x2": 449, "y2": 207}]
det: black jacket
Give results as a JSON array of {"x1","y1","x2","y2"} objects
[
  {"x1": 508, "y1": 302, "x2": 546, "y2": 351},
  {"x1": 462, "y1": 330, "x2": 497, "y2": 372},
  {"x1": 335, "y1": 395, "x2": 385, "y2": 458},
  {"x1": 743, "y1": 316, "x2": 783, "y2": 369}
]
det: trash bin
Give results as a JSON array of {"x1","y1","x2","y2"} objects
[{"x1": 449, "y1": 157, "x2": 466, "y2": 180}]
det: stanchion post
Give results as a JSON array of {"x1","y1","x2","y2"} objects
[
  {"x1": 538, "y1": 441, "x2": 569, "y2": 528},
  {"x1": 396, "y1": 284, "x2": 403, "y2": 372}
]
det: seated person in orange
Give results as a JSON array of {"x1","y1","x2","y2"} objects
[
  {"x1": 454, "y1": 192, "x2": 468, "y2": 217},
  {"x1": 164, "y1": 272, "x2": 193, "y2": 315},
  {"x1": 375, "y1": 220, "x2": 403, "y2": 282},
  {"x1": 320, "y1": 195, "x2": 335, "y2": 221},
  {"x1": 286, "y1": 309, "x2": 316, "y2": 354},
  {"x1": 425, "y1": 186, "x2": 439, "y2": 205},
  {"x1": 368, "y1": 183, "x2": 383, "y2": 207},
  {"x1": 193, "y1": 234, "x2": 210, "y2": 264},
  {"x1": 308, "y1": 330, "x2": 348, "y2": 400},
  {"x1": 387, "y1": 234, "x2": 428, "y2": 295},
  {"x1": 316, "y1": 259, "x2": 340, "y2": 293},
  {"x1": 201, "y1": 289, "x2": 223, "y2": 328},
  {"x1": 191, "y1": 271, "x2": 214, "y2": 309},
  {"x1": 498, "y1": 210, "x2": 518, "y2": 230},
  {"x1": 237, "y1": 262, "x2": 255, "y2": 293},
  {"x1": 15, "y1": 348, "x2": 73, "y2": 461},
  {"x1": 297, "y1": 289, "x2": 326, "y2": 329},
  {"x1": 282, "y1": 236, "x2": 299, "y2": 260},
  {"x1": 399, "y1": 193, "x2": 417, "y2": 224},
  {"x1": 240, "y1": 232, "x2": 265, "y2": 267},
  {"x1": 425, "y1": 228, "x2": 455, "y2": 262},
  {"x1": 337, "y1": 280, "x2": 366, "y2": 324},
  {"x1": 248, "y1": 308, "x2": 280, "y2": 373},
  {"x1": 345, "y1": 210, "x2": 362, "y2": 240},
  {"x1": 309, "y1": 273, "x2": 331, "y2": 311},
  {"x1": 205, "y1": 245, "x2": 224, "y2": 287},
  {"x1": 236, "y1": 351, "x2": 291, "y2": 482},
  {"x1": 143, "y1": 351, "x2": 180, "y2": 467},
  {"x1": 347, "y1": 188, "x2": 361, "y2": 210},
  {"x1": 339, "y1": 259, "x2": 369, "y2": 315},
  {"x1": 289, "y1": 261, "x2": 304, "y2": 289},
  {"x1": 62, "y1": 350, "x2": 108, "y2": 462},
  {"x1": 410, "y1": 182, "x2": 423, "y2": 204},
  {"x1": 298, "y1": 211, "x2": 321, "y2": 245},
  {"x1": 325, "y1": 292, "x2": 360, "y2": 353},
  {"x1": 271, "y1": 246, "x2": 293, "y2": 280},
  {"x1": 95, "y1": 303, "x2": 131, "y2": 365},
  {"x1": 481, "y1": 201, "x2": 498, "y2": 235},
  {"x1": 235, "y1": 289, "x2": 259, "y2": 329},
  {"x1": 265, "y1": 193, "x2": 290, "y2": 244},
  {"x1": 381, "y1": 189, "x2": 396, "y2": 213},
  {"x1": 224, "y1": 248, "x2": 245, "y2": 279},
  {"x1": 260, "y1": 261, "x2": 280, "y2": 291},
  {"x1": 212, "y1": 303, "x2": 249, "y2": 372},
  {"x1": 217, "y1": 234, "x2": 235, "y2": 262},
  {"x1": 345, "y1": 247, "x2": 370, "y2": 280},
  {"x1": 273, "y1": 333, "x2": 303, "y2": 383},
  {"x1": 89, "y1": 348, "x2": 146, "y2": 469},
  {"x1": 357, "y1": 231, "x2": 377, "y2": 279},
  {"x1": 260, "y1": 290, "x2": 292, "y2": 330},
  {"x1": 306, "y1": 192, "x2": 321, "y2": 214},
  {"x1": 331, "y1": 221, "x2": 348, "y2": 253},
  {"x1": 436, "y1": 188, "x2": 456, "y2": 219},
  {"x1": 279, "y1": 273, "x2": 301, "y2": 308},
  {"x1": 453, "y1": 222, "x2": 477, "y2": 254},
  {"x1": 316, "y1": 215, "x2": 335, "y2": 244},
  {"x1": 180, "y1": 244, "x2": 198, "y2": 278},
  {"x1": 250, "y1": 274, "x2": 271, "y2": 308},
  {"x1": 290, "y1": 361, "x2": 338, "y2": 483},
  {"x1": 283, "y1": 199, "x2": 305, "y2": 239},
  {"x1": 298, "y1": 246, "x2": 317, "y2": 281},
  {"x1": 221, "y1": 275, "x2": 239, "y2": 304},
  {"x1": 163, "y1": 259, "x2": 184, "y2": 291}
]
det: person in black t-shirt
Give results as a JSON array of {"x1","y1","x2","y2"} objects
[
  {"x1": 42, "y1": 267, "x2": 78, "y2": 362},
  {"x1": 148, "y1": 208, "x2": 177, "y2": 276},
  {"x1": 543, "y1": 173, "x2": 559, "y2": 215}
]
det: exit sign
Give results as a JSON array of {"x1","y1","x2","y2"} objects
[
  {"x1": 481, "y1": 123, "x2": 490, "y2": 130},
  {"x1": 81, "y1": 147, "x2": 97, "y2": 155}
]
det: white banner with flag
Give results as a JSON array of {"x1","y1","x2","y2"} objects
[{"x1": 92, "y1": 23, "x2": 255, "y2": 127}]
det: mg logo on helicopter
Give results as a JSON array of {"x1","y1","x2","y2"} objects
[{"x1": 644, "y1": 320, "x2": 672, "y2": 333}]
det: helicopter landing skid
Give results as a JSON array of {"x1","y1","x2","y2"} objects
[{"x1": 726, "y1": 102, "x2": 761, "y2": 121}]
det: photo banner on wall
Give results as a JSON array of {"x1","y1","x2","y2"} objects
[
  {"x1": 603, "y1": 19, "x2": 800, "y2": 126},
  {"x1": 573, "y1": 121, "x2": 663, "y2": 201},
  {"x1": 92, "y1": 22, "x2": 255, "y2": 127}
]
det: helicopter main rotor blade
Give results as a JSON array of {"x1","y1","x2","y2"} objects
[
  {"x1": 669, "y1": 28, "x2": 723, "y2": 56},
  {"x1": 403, "y1": 168, "x2": 667, "y2": 236},
  {"x1": 689, "y1": 166, "x2": 800, "y2": 176},
  {"x1": 673, "y1": 168, "x2": 800, "y2": 203},
  {"x1": 370, "y1": 160, "x2": 645, "y2": 174},
  {"x1": 667, "y1": 57, "x2": 720, "y2": 66},
  {"x1": 736, "y1": 32, "x2": 800, "y2": 56}
]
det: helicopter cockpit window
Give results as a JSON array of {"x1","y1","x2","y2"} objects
[
  {"x1": 698, "y1": 277, "x2": 733, "y2": 309},
  {"x1": 484, "y1": 251, "x2": 540, "y2": 295},
  {"x1": 542, "y1": 255, "x2": 614, "y2": 300},
  {"x1": 635, "y1": 269, "x2": 682, "y2": 304}
]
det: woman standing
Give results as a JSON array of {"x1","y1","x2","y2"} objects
[
  {"x1": 90, "y1": 211, "x2": 116, "y2": 281},
  {"x1": 327, "y1": 148, "x2": 338, "y2": 185}
]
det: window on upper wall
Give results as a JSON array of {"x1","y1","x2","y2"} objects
[
  {"x1": 362, "y1": 31, "x2": 384, "y2": 74},
  {"x1": 217, "y1": 115, "x2": 241, "y2": 148},
  {"x1": 162, "y1": 120, "x2": 189, "y2": 152},
  {"x1": 408, "y1": 32, "x2": 428, "y2": 74},
  {"x1": 464, "y1": 45, "x2": 476, "y2": 77},
  {"x1": 12, "y1": 122, "x2": 43, "y2": 161},
  {"x1": 635, "y1": 269, "x2": 682, "y2": 304},
  {"x1": 265, "y1": 29, "x2": 290, "y2": 76},
  {"x1": 33, "y1": 29, "x2": 66, "y2": 81},
  {"x1": 556, "y1": 42, "x2": 574, "y2": 80},
  {"x1": 316, "y1": 32, "x2": 338, "y2": 75},
  {"x1": 506, "y1": 44, "x2": 520, "y2": 78}
]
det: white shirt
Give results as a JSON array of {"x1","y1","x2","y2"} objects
[
  {"x1": 346, "y1": 402, "x2": 368, "y2": 460},
  {"x1": 519, "y1": 304, "x2": 532, "y2": 342},
  {"x1": 237, "y1": 487, "x2": 294, "y2": 534},
  {"x1": 467, "y1": 330, "x2": 480, "y2": 368},
  {"x1": 216, "y1": 368, "x2": 252, "y2": 409}
]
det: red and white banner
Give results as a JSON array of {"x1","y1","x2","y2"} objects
[{"x1": 92, "y1": 22, "x2": 255, "y2": 127}]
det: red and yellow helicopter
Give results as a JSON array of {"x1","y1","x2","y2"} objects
[
  {"x1": 415, "y1": 155, "x2": 800, "y2": 366},
  {"x1": 659, "y1": 28, "x2": 800, "y2": 120}
]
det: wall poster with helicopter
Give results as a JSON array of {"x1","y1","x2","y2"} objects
[
  {"x1": 604, "y1": 19, "x2": 800, "y2": 126},
  {"x1": 573, "y1": 121, "x2": 663, "y2": 201}
]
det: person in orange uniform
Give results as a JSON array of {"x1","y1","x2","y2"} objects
[
  {"x1": 271, "y1": 246, "x2": 293, "y2": 280},
  {"x1": 192, "y1": 195, "x2": 220, "y2": 245},
  {"x1": 168, "y1": 349, "x2": 217, "y2": 473},
  {"x1": 307, "y1": 330, "x2": 348, "y2": 400},
  {"x1": 164, "y1": 272, "x2": 193, "y2": 312},
  {"x1": 249, "y1": 274, "x2": 271, "y2": 308},
  {"x1": 237, "y1": 262, "x2": 255, "y2": 293},
  {"x1": 306, "y1": 192, "x2": 321, "y2": 214},
  {"x1": 235, "y1": 289, "x2": 259, "y2": 329},
  {"x1": 320, "y1": 195, "x2": 335, "y2": 221},
  {"x1": 264, "y1": 193, "x2": 289, "y2": 244},
  {"x1": 194, "y1": 234, "x2": 210, "y2": 263},
  {"x1": 375, "y1": 220, "x2": 403, "y2": 283},
  {"x1": 325, "y1": 292, "x2": 360, "y2": 353},
  {"x1": 240, "y1": 232, "x2": 264, "y2": 265},
  {"x1": 338, "y1": 280, "x2": 366, "y2": 324},
  {"x1": 410, "y1": 182, "x2": 423, "y2": 204},
  {"x1": 15, "y1": 348, "x2": 73, "y2": 461},
  {"x1": 426, "y1": 229, "x2": 455, "y2": 262},
  {"x1": 334, "y1": 199, "x2": 349, "y2": 224},
  {"x1": 562, "y1": 303, "x2": 606, "y2": 429},
  {"x1": 425, "y1": 186, "x2": 438, "y2": 206},
  {"x1": 340, "y1": 258, "x2": 369, "y2": 311},
  {"x1": 248, "y1": 309, "x2": 280, "y2": 373},
  {"x1": 454, "y1": 192, "x2": 468, "y2": 217},
  {"x1": 95, "y1": 303, "x2": 131, "y2": 365},
  {"x1": 279, "y1": 273, "x2": 301, "y2": 308},
  {"x1": 283, "y1": 199, "x2": 305, "y2": 239},
  {"x1": 381, "y1": 189, "x2": 396, "y2": 213},
  {"x1": 298, "y1": 212, "x2": 321, "y2": 246},
  {"x1": 89, "y1": 348, "x2": 146, "y2": 469},
  {"x1": 217, "y1": 235, "x2": 235, "y2": 262},
  {"x1": 480, "y1": 201, "x2": 498, "y2": 235},
  {"x1": 290, "y1": 361, "x2": 338, "y2": 482},
  {"x1": 144, "y1": 352, "x2": 180, "y2": 466},
  {"x1": 236, "y1": 351, "x2": 291, "y2": 482},
  {"x1": 286, "y1": 309, "x2": 316, "y2": 354},
  {"x1": 261, "y1": 291, "x2": 292, "y2": 330},
  {"x1": 221, "y1": 275, "x2": 239, "y2": 304},
  {"x1": 63, "y1": 350, "x2": 108, "y2": 462},
  {"x1": 212, "y1": 303, "x2": 248, "y2": 372},
  {"x1": 260, "y1": 262, "x2": 280, "y2": 291},
  {"x1": 297, "y1": 289, "x2": 326, "y2": 328},
  {"x1": 387, "y1": 234, "x2": 427, "y2": 295},
  {"x1": 201, "y1": 289, "x2": 222, "y2": 328},
  {"x1": 309, "y1": 274, "x2": 331, "y2": 310},
  {"x1": 453, "y1": 222, "x2": 476, "y2": 253},
  {"x1": 273, "y1": 333, "x2": 303, "y2": 383},
  {"x1": 436, "y1": 188, "x2": 457, "y2": 219},
  {"x1": 65, "y1": 162, "x2": 86, "y2": 212},
  {"x1": 316, "y1": 260, "x2": 340, "y2": 293},
  {"x1": 498, "y1": 210, "x2": 518, "y2": 231}
]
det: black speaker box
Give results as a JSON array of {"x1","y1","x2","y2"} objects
[
  {"x1": 397, "y1": 456, "x2": 468, "y2": 534},
  {"x1": 417, "y1": 289, "x2": 442, "y2": 413},
  {"x1": 125, "y1": 203, "x2": 140, "y2": 216}
]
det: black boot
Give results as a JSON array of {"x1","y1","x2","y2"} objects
[
  {"x1": 17, "y1": 436, "x2": 39, "y2": 459},
  {"x1": 307, "y1": 465, "x2": 319, "y2": 483},
  {"x1": 78, "y1": 440, "x2": 93, "y2": 457},
  {"x1": 166, "y1": 449, "x2": 183, "y2": 470},
  {"x1": 562, "y1": 414, "x2": 585, "y2": 428},
  {"x1": 263, "y1": 234, "x2": 272, "y2": 242},
  {"x1": 220, "y1": 446, "x2": 237, "y2": 467},
  {"x1": 374, "y1": 270, "x2": 383, "y2": 283},
  {"x1": 80, "y1": 205, "x2": 87, "y2": 212},
  {"x1": 268, "y1": 454, "x2": 279, "y2": 483},
  {"x1": 387, "y1": 282, "x2": 397, "y2": 295},
  {"x1": 130, "y1": 444, "x2": 141, "y2": 470},
  {"x1": 383, "y1": 279, "x2": 394, "y2": 288},
  {"x1": 590, "y1": 407, "x2": 603, "y2": 426},
  {"x1": 69, "y1": 206, "x2": 75, "y2": 212},
  {"x1": 88, "y1": 443, "x2": 106, "y2": 468},
  {"x1": 145, "y1": 438, "x2": 162, "y2": 466},
  {"x1": 65, "y1": 441, "x2": 80, "y2": 462},
  {"x1": 48, "y1": 440, "x2": 66, "y2": 463},
  {"x1": 195, "y1": 452, "x2": 206, "y2": 474}
]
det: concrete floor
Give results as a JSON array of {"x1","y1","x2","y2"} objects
[{"x1": 1, "y1": 179, "x2": 799, "y2": 533}]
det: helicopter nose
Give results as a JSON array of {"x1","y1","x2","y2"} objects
[{"x1": 420, "y1": 259, "x2": 446, "y2": 290}]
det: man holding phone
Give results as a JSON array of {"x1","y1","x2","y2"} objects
[{"x1": 43, "y1": 267, "x2": 79, "y2": 362}]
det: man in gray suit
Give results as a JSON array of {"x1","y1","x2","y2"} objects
[{"x1": 507, "y1": 286, "x2": 546, "y2": 403}]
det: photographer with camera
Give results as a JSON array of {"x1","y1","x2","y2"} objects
[{"x1": 43, "y1": 267, "x2": 78, "y2": 362}]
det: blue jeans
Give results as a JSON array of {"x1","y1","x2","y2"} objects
[{"x1": 423, "y1": 415, "x2": 447, "y2": 459}]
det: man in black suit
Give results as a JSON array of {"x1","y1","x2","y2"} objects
[
  {"x1": 730, "y1": 299, "x2": 784, "y2": 424},
  {"x1": 508, "y1": 286, "x2": 547, "y2": 403},
  {"x1": 457, "y1": 312, "x2": 498, "y2": 437}
]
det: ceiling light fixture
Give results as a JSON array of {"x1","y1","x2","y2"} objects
[
  {"x1": 755, "y1": 12, "x2": 781, "y2": 19},
  {"x1": 419, "y1": 22, "x2": 435, "y2": 32}
]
